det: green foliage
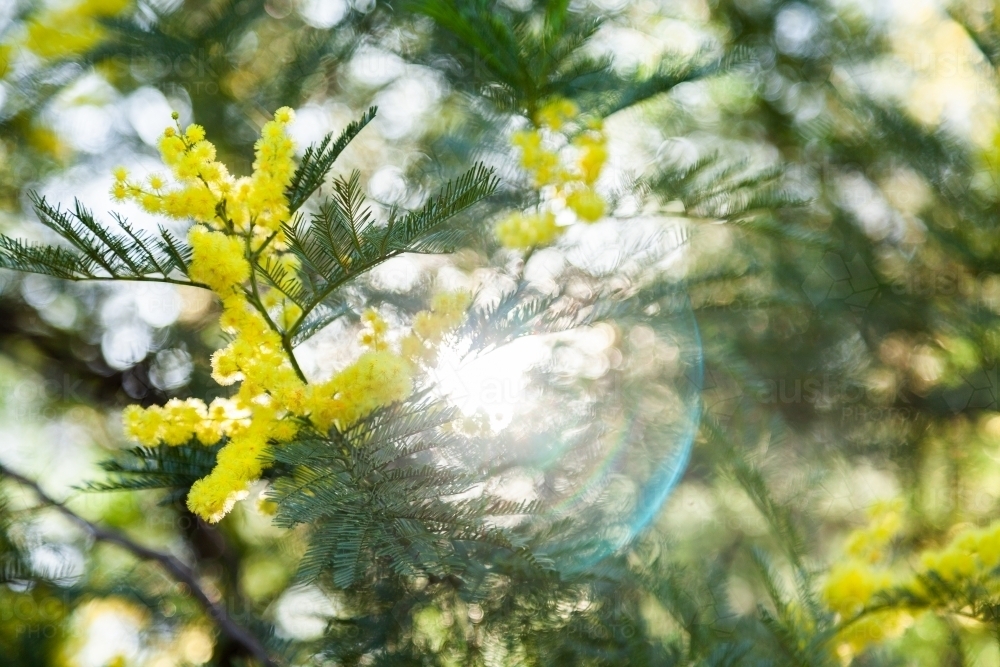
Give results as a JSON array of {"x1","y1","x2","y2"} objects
[
  {"x1": 0, "y1": 495, "x2": 31, "y2": 585},
  {"x1": 274, "y1": 162, "x2": 498, "y2": 342},
  {"x1": 81, "y1": 443, "x2": 223, "y2": 506},
  {"x1": 648, "y1": 153, "x2": 814, "y2": 241},
  {"x1": 412, "y1": 0, "x2": 725, "y2": 117},
  {"x1": 270, "y1": 397, "x2": 530, "y2": 588},
  {"x1": 0, "y1": 194, "x2": 193, "y2": 284}
]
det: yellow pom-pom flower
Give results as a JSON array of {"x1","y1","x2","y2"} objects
[
  {"x1": 534, "y1": 98, "x2": 579, "y2": 131},
  {"x1": 187, "y1": 227, "x2": 250, "y2": 294},
  {"x1": 113, "y1": 111, "x2": 468, "y2": 523},
  {"x1": 823, "y1": 560, "x2": 890, "y2": 618}
]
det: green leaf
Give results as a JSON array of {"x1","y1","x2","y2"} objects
[
  {"x1": 0, "y1": 193, "x2": 196, "y2": 285},
  {"x1": 270, "y1": 396, "x2": 530, "y2": 587},
  {"x1": 286, "y1": 107, "x2": 377, "y2": 213},
  {"x1": 81, "y1": 443, "x2": 221, "y2": 506},
  {"x1": 274, "y1": 163, "x2": 499, "y2": 343}
]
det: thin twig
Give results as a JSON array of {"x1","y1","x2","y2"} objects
[{"x1": 0, "y1": 463, "x2": 279, "y2": 667}]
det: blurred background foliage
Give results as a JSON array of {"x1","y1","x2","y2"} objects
[{"x1": 5, "y1": 0, "x2": 1000, "y2": 665}]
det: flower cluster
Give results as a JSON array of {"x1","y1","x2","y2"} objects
[
  {"x1": 823, "y1": 502, "x2": 902, "y2": 616},
  {"x1": 496, "y1": 98, "x2": 609, "y2": 250},
  {"x1": 843, "y1": 498, "x2": 904, "y2": 564},
  {"x1": 913, "y1": 522, "x2": 1000, "y2": 590},
  {"x1": 117, "y1": 110, "x2": 469, "y2": 522},
  {"x1": 824, "y1": 560, "x2": 892, "y2": 618},
  {"x1": 822, "y1": 498, "x2": 1000, "y2": 660},
  {"x1": 307, "y1": 292, "x2": 471, "y2": 431},
  {"x1": 122, "y1": 398, "x2": 248, "y2": 447},
  {"x1": 403, "y1": 290, "x2": 473, "y2": 363},
  {"x1": 822, "y1": 500, "x2": 908, "y2": 659},
  {"x1": 113, "y1": 106, "x2": 296, "y2": 236}
]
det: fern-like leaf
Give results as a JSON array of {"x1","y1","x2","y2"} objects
[
  {"x1": 285, "y1": 107, "x2": 377, "y2": 213},
  {"x1": 0, "y1": 193, "x2": 196, "y2": 285},
  {"x1": 81, "y1": 443, "x2": 221, "y2": 505},
  {"x1": 276, "y1": 163, "x2": 499, "y2": 343},
  {"x1": 270, "y1": 395, "x2": 531, "y2": 588}
]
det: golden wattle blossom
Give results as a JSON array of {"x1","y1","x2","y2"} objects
[{"x1": 116, "y1": 109, "x2": 469, "y2": 522}]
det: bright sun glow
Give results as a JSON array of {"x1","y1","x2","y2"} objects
[
  {"x1": 432, "y1": 336, "x2": 550, "y2": 432},
  {"x1": 432, "y1": 323, "x2": 619, "y2": 432}
]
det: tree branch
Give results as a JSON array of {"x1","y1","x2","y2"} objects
[{"x1": 0, "y1": 463, "x2": 279, "y2": 667}]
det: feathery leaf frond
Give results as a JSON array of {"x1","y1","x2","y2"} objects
[
  {"x1": 286, "y1": 107, "x2": 378, "y2": 213},
  {"x1": 82, "y1": 444, "x2": 221, "y2": 506},
  {"x1": 0, "y1": 193, "x2": 196, "y2": 285},
  {"x1": 276, "y1": 163, "x2": 499, "y2": 342}
]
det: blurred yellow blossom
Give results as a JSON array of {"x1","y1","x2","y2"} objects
[
  {"x1": 27, "y1": 125, "x2": 69, "y2": 162},
  {"x1": 823, "y1": 559, "x2": 906, "y2": 660},
  {"x1": 565, "y1": 186, "x2": 606, "y2": 222},
  {"x1": 495, "y1": 210, "x2": 560, "y2": 250},
  {"x1": 533, "y1": 98, "x2": 578, "y2": 131},
  {"x1": 845, "y1": 498, "x2": 904, "y2": 564},
  {"x1": 497, "y1": 97, "x2": 609, "y2": 250},
  {"x1": 20, "y1": 0, "x2": 131, "y2": 61},
  {"x1": 820, "y1": 498, "x2": 1000, "y2": 660},
  {"x1": 823, "y1": 560, "x2": 889, "y2": 617}
]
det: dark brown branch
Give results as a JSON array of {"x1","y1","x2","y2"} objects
[{"x1": 0, "y1": 463, "x2": 278, "y2": 667}]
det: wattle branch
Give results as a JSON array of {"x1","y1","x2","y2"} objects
[{"x1": 0, "y1": 463, "x2": 280, "y2": 667}]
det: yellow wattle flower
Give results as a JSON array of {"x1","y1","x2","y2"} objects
[
  {"x1": 116, "y1": 109, "x2": 469, "y2": 523},
  {"x1": 307, "y1": 351, "x2": 414, "y2": 432},
  {"x1": 534, "y1": 98, "x2": 579, "y2": 131},
  {"x1": 22, "y1": 0, "x2": 131, "y2": 61},
  {"x1": 822, "y1": 560, "x2": 889, "y2": 617},
  {"x1": 188, "y1": 227, "x2": 250, "y2": 293}
]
